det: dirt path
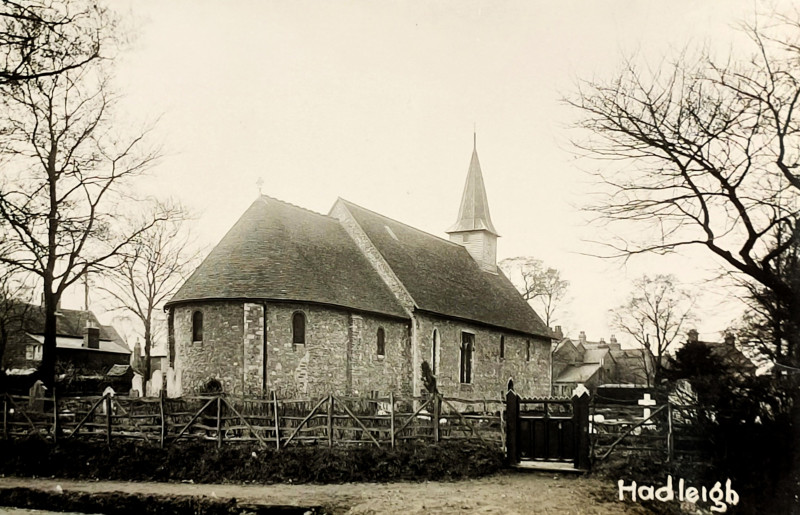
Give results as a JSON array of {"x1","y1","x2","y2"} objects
[{"x1": 0, "y1": 472, "x2": 654, "y2": 514}]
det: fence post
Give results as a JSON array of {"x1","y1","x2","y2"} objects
[
  {"x1": 389, "y1": 392, "x2": 395, "y2": 449},
  {"x1": 505, "y1": 389, "x2": 519, "y2": 465},
  {"x1": 327, "y1": 394, "x2": 334, "y2": 448},
  {"x1": 572, "y1": 389, "x2": 591, "y2": 471},
  {"x1": 105, "y1": 394, "x2": 112, "y2": 447},
  {"x1": 52, "y1": 388, "x2": 59, "y2": 443},
  {"x1": 499, "y1": 400, "x2": 506, "y2": 449},
  {"x1": 3, "y1": 396, "x2": 7, "y2": 440},
  {"x1": 667, "y1": 403, "x2": 674, "y2": 462},
  {"x1": 272, "y1": 391, "x2": 280, "y2": 450},
  {"x1": 159, "y1": 389, "x2": 166, "y2": 449},
  {"x1": 216, "y1": 395, "x2": 223, "y2": 449},
  {"x1": 433, "y1": 394, "x2": 440, "y2": 442}
]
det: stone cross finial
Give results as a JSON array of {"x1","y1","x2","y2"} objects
[
  {"x1": 638, "y1": 393, "x2": 656, "y2": 419},
  {"x1": 256, "y1": 177, "x2": 264, "y2": 195}
]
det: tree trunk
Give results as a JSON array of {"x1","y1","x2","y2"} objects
[
  {"x1": 144, "y1": 319, "x2": 152, "y2": 395},
  {"x1": 0, "y1": 326, "x2": 7, "y2": 373},
  {"x1": 39, "y1": 289, "x2": 58, "y2": 388}
]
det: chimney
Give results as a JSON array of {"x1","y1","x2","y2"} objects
[
  {"x1": 610, "y1": 334, "x2": 617, "y2": 344},
  {"x1": 724, "y1": 333, "x2": 735, "y2": 346},
  {"x1": 554, "y1": 325, "x2": 563, "y2": 339},
  {"x1": 608, "y1": 334, "x2": 621, "y2": 350},
  {"x1": 578, "y1": 331, "x2": 586, "y2": 345},
  {"x1": 687, "y1": 329, "x2": 699, "y2": 343},
  {"x1": 85, "y1": 326, "x2": 100, "y2": 349}
]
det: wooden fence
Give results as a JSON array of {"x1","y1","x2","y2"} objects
[
  {"x1": 1, "y1": 391, "x2": 504, "y2": 449},
  {"x1": 590, "y1": 400, "x2": 714, "y2": 463}
]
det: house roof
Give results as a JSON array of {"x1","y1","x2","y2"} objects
[
  {"x1": 700, "y1": 340, "x2": 757, "y2": 374},
  {"x1": 609, "y1": 348, "x2": 652, "y2": 385},
  {"x1": 338, "y1": 199, "x2": 552, "y2": 338},
  {"x1": 166, "y1": 196, "x2": 408, "y2": 319},
  {"x1": 26, "y1": 334, "x2": 130, "y2": 355},
  {"x1": 16, "y1": 304, "x2": 129, "y2": 353},
  {"x1": 446, "y1": 146, "x2": 499, "y2": 236},
  {"x1": 106, "y1": 364, "x2": 132, "y2": 377},
  {"x1": 21, "y1": 305, "x2": 121, "y2": 342},
  {"x1": 584, "y1": 348, "x2": 609, "y2": 363},
  {"x1": 555, "y1": 363, "x2": 603, "y2": 383}
]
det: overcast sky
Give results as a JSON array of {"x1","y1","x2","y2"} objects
[{"x1": 65, "y1": 0, "x2": 795, "y2": 346}]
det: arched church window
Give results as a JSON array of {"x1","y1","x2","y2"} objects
[
  {"x1": 460, "y1": 332, "x2": 474, "y2": 384},
  {"x1": 526, "y1": 340, "x2": 531, "y2": 361},
  {"x1": 377, "y1": 327, "x2": 385, "y2": 357},
  {"x1": 292, "y1": 312, "x2": 306, "y2": 345},
  {"x1": 500, "y1": 335, "x2": 505, "y2": 359},
  {"x1": 192, "y1": 311, "x2": 203, "y2": 342},
  {"x1": 431, "y1": 329, "x2": 440, "y2": 375}
]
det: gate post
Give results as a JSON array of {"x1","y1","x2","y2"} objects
[
  {"x1": 505, "y1": 389, "x2": 519, "y2": 465},
  {"x1": 572, "y1": 386, "x2": 591, "y2": 471}
]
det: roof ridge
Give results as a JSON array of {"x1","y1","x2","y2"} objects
[
  {"x1": 260, "y1": 194, "x2": 335, "y2": 221},
  {"x1": 337, "y1": 198, "x2": 466, "y2": 249}
]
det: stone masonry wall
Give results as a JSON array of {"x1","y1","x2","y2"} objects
[
  {"x1": 173, "y1": 300, "x2": 412, "y2": 398},
  {"x1": 264, "y1": 302, "x2": 348, "y2": 397},
  {"x1": 415, "y1": 313, "x2": 551, "y2": 399},
  {"x1": 349, "y1": 313, "x2": 412, "y2": 396},
  {"x1": 173, "y1": 301, "x2": 245, "y2": 395},
  {"x1": 265, "y1": 302, "x2": 410, "y2": 397},
  {"x1": 243, "y1": 303, "x2": 265, "y2": 395}
]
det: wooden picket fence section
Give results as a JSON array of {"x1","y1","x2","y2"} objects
[
  {"x1": 1, "y1": 391, "x2": 504, "y2": 449},
  {"x1": 590, "y1": 400, "x2": 714, "y2": 463}
]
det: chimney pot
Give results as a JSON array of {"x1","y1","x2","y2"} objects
[
  {"x1": 554, "y1": 325, "x2": 563, "y2": 339},
  {"x1": 687, "y1": 329, "x2": 699, "y2": 343},
  {"x1": 578, "y1": 331, "x2": 586, "y2": 345},
  {"x1": 85, "y1": 327, "x2": 100, "y2": 349}
]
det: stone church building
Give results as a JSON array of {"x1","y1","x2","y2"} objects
[{"x1": 165, "y1": 143, "x2": 555, "y2": 399}]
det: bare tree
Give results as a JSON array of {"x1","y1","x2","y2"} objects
[
  {"x1": 500, "y1": 256, "x2": 569, "y2": 327},
  {"x1": 567, "y1": 14, "x2": 800, "y2": 366},
  {"x1": 0, "y1": 2, "x2": 167, "y2": 387},
  {"x1": 0, "y1": 1, "x2": 106, "y2": 86},
  {"x1": 735, "y1": 229, "x2": 800, "y2": 371},
  {"x1": 98, "y1": 206, "x2": 199, "y2": 393},
  {"x1": 610, "y1": 274, "x2": 695, "y2": 385}
]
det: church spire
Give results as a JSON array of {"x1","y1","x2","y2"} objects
[
  {"x1": 447, "y1": 139, "x2": 499, "y2": 236},
  {"x1": 447, "y1": 137, "x2": 500, "y2": 273}
]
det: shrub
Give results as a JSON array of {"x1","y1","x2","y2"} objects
[{"x1": 0, "y1": 439, "x2": 503, "y2": 484}]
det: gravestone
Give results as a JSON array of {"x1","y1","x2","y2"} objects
[
  {"x1": 99, "y1": 386, "x2": 115, "y2": 415},
  {"x1": 166, "y1": 366, "x2": 181, "y2": 398},
  {"x1": 638, "y1": 393, "x2": 656, "y2": 419},
  {"x1": 149, "y1": 370, "x2": 164, "y2": 397},
  {"x1": 28, "y1": 380, "x2": 46, "y2": 411},
  {"x1": 131, "y1": 373, "x2": 144, "y2": 397}
]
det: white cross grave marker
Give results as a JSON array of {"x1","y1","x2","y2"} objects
[{"x1": 638, "y1": 393, "x2": 656, "y2": 419}]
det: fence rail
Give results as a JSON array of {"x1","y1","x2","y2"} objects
[
  {"x1": 590, "y1": 400, "x2": 715, "y2": 463},
  {"x1": 1, "y1": 391, "x2": 504, "y2": 449}
]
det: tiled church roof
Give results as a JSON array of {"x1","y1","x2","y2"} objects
[
  {"x1": 338, "y1": 200, "x2": 552, "y2": 338},
  {"x1": 166, "y1": 196, "x2": 408, "y2": 319}
]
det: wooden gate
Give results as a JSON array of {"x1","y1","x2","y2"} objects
[{"x1": 505, "y1": 389, "x2": 590, "y2": 470}]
